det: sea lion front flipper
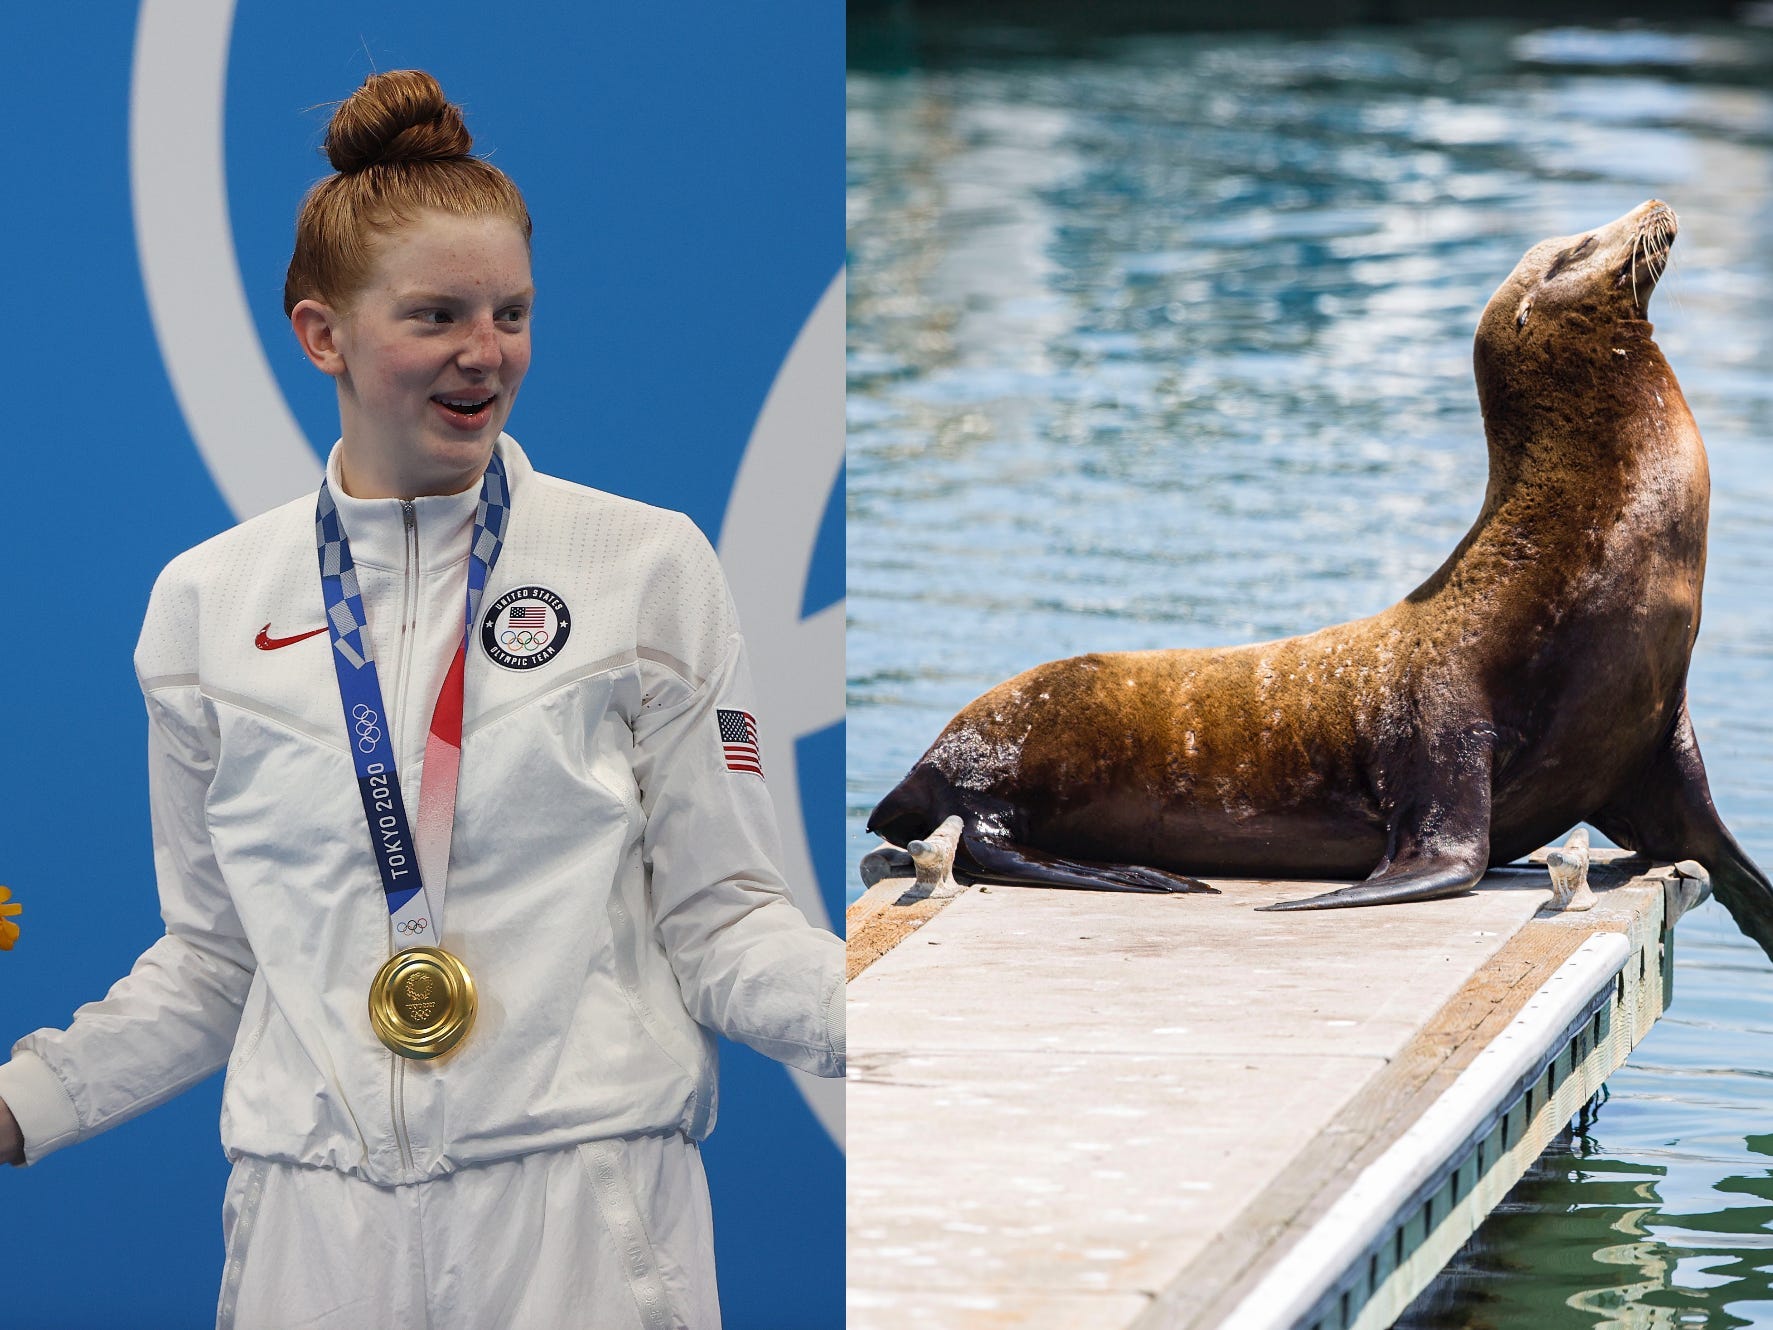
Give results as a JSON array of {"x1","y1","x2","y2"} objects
[
  {"x1": 1591, "y1": 697, "x2": 1773, "y2": 963},
  {"x1": 958, "y1": 835, "x2": 1217, "y2": 896},
  {"x1": 1256, "y1": 850, "x2": 1489, "y2": 911},
  {"x1": 1259, "y1": 732, "x2": 1493, "y2": 912}
]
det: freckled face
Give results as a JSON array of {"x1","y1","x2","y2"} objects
[{"x1": 323, "y1": 210, "x2": 534, "y2": 498}]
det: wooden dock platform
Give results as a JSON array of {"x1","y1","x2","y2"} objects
[{"x1": 846, "y1": 851, "x2": 1705, "y2": 1330}]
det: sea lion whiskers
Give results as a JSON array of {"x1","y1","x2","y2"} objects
[
  {"x1": 1648, "y1": 212, "x2": 1676, "y2": 289},
  {"x1": 1625, "y1": 204, "x2": 1677, "y2": 313},
  {"x1": 1630, "y1": 228, "x2": 1644, "y2": 313}
]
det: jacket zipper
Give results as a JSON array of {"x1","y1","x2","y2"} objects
[{"x1": 390, "y1": 499, "x2": 420, "y2": 1177}]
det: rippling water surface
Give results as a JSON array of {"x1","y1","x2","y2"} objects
[{"x1": 847, "y1": 16, "x2": 1773, "y2": 1325}]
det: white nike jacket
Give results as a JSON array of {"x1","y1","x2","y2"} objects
[{"x1": 0, "y1": 436, "x2": 844, "y2": 1184}]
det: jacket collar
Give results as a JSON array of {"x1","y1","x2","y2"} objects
[{"x1": 322, "y1": 435, "x2": 532, "y2": 574}]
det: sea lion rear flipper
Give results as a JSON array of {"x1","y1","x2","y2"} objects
[
  {"x1": 1592, "y1": 698, "x2": 1773, "y2": 963},
  {"x1": 1260, "y1": 731, "x2": 1493, "y2": 912},
  {"x1": 959, "y1": 836, "x2": 1217, "y2": 896}
]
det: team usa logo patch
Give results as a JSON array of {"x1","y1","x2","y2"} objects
[
  {"x1": 718, "y1": 709, "x2": 764, "y2": 779},
  {"x1": 481, "y1": 586, "x2": 571, "y2": 671}
]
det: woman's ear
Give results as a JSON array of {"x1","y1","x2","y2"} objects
[{"x1": 291, "y1": 299, "x2": 348, "y2": 377}]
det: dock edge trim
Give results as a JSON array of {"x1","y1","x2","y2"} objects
[{"x1": 1216, "y1": 931, "x2": 1633, "y2": 1330}]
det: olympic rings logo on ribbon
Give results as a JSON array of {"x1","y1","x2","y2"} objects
[
  {"x1": 351, "y1": 703, "x2": 382, "y2": 753},
  {"x1": 500, "y1": 628, "x2": 550, "y2": 649},
  {"x1": 395, "y1": 918, "x2": 429, "y2": 936}
]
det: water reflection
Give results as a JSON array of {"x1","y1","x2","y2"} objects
[
  {"x1": 1400, "y1": 1117, "x2": 1773, "y2": 1328},
  {"x1": 849, "y1": 15, "x2": 1773, "y2": 1323}
]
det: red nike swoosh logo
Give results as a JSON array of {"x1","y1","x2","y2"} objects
[{"x1": 255, "y1": 624, "x2": 328, "y2": 651}]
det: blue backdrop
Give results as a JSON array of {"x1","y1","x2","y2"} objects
[{"x1": 2, "y1": 5, "x2": 842, "y2": 1327}]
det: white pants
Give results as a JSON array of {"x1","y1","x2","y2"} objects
[{"x1": 216, "y1": 1135, "x2": 720, "y2": 1330}]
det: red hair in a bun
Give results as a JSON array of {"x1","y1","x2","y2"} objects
[{"x1": 284, "y1": 70, "x2": 531, "y2": 315}]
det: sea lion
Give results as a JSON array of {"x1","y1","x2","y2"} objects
[{"x1": 868, "y1": 199, "x2": 1773, "y2": 962}]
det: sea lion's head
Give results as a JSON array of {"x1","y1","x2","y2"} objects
[{"x1": 1474, "y1": 199, "x2": 1678, "y2": 431}]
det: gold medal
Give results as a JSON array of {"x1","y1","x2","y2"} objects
[{"x1": 368, "y1": 946, "x2": 477, "y2": 1059}]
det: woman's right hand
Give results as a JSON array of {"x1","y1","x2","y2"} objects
[{"x1": 0, "y1": 1096, "x2": 23, "y2": 1166}]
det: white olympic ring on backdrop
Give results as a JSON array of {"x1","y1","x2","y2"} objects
[
  {"x1": 130, "y1": 4, "x2": 844, "y2": 1147},
  {"x1": 718, "y1": 273, "x2": 844, "y2": 1144}
]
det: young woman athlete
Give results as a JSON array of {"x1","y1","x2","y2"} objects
[{"x1": 0, "y1": 70, "x2": 843, "y2": 1329}]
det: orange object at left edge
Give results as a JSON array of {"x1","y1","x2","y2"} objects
[{"x1": 0, "y1": 886, "x2": 20, "y2": 951}]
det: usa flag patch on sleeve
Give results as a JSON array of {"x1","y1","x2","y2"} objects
[{"x1": 717, "y1": 709, "x2": 765, "y2": 779}]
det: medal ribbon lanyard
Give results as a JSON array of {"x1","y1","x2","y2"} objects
[{"x1": 316, "y1": 452, "x2": 511, "y2": 950}]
